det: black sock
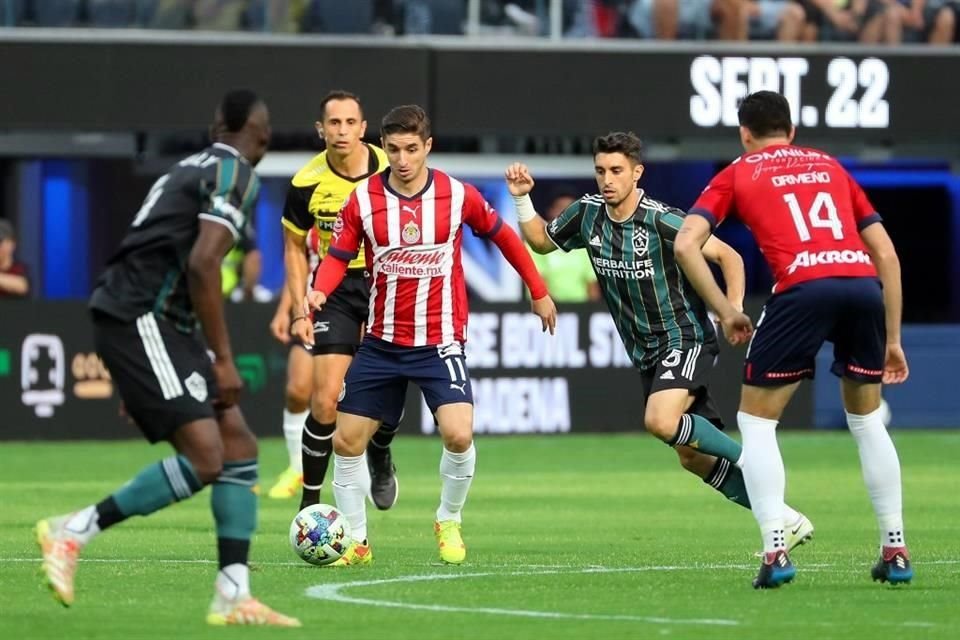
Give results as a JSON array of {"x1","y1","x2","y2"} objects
[
  {"x1": 301, "y1": 414, "x2": 335, "y2": 506},
  {"x1": 217, "y1": 537, "x2": 250, "y2": 570},
  {"x1": 369, "y1": 420, "x2": 400, "y2": 452},
  {"x1": 703, "y1": 457, "x2": 751, "y2": 509},
  {"x1": 94, "y1": 496, "x2": 126, "y2": 530}
]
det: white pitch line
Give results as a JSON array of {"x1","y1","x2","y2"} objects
[
  {"x1": 305, "y1": 570, "x2": 740, "y2": 626},
  {"x1": 2, "y1": 556, "x2": 949, "y2": 628},
  {"x1": 2, "y1": 558, "x2": 959, "y2": 567}
]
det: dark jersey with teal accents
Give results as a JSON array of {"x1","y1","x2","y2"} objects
[
  {"x1": 90, "y1": 143, "x2": 260, "y2": 332},
  {"x1": 546, "y1": 190, "x2": 716, "y2": 369}
]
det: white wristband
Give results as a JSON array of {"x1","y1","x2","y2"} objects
[{"x1": 513, "y1": 194, "x2": 538, "y2": 223}]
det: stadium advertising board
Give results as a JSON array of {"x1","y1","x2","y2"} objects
[
  {"x1": 0, "y1": 36, "x2": 955, "y2": 154},
  {"x1": 0, "y1": 301, "x2": 811, "y2": 440},
  {"x1": 430, "y1": 45, "x2": 951, "y2": 149}
]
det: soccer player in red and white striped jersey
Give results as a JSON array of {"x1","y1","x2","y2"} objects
[{"x1": 305, "y1": 105, "x2": 556, "y2": 565}]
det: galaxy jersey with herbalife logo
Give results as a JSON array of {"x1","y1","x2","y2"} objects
[{"x1": 546, "y1": 190, "x2": 716, "y2": 369}]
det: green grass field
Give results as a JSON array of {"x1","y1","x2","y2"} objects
[{"x1": 1, "y1": 432, "x2": 958, "y2": 639}]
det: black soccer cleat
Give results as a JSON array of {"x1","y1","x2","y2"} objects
[
  {"x1": 871, "y1": 547, "x2": 913, "y2": 585},
  {"x1": 367, "y1": 447, "x2": 399, "y2": 511},
  {"x1": 753, "y1": 550, "x2": 796, "y2": 589}
]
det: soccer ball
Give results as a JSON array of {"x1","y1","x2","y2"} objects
[{"x1": 289, "y1": 504, "x2": 352, "y2": 566}]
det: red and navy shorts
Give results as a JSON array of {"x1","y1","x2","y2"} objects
[
  {"x1": 338, "y1": 337, "x2": 473, "y2": 420},
  {"x1": 744, "y1": 277, "x2": 885, "y2": 386}
]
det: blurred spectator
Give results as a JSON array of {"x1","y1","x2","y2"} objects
[
  {"x1": 145, "y1": 0, "x2": 191, "y2": 29},
  {"x1": 806, "y1": 0, "x2": 902, "y2": 43},
  {"x1": 0, "y1": 220, "x2": 30, "y2": 299},
  {"x1": 393, "y1": 0, "x2": 465, "y2": 35},
  {"x1": 87, "y1": 0, "x2": 139, "y2": 27},
  {"x1": 1, "y1": 0, "x2": 26, "y2": 26},
  {"x1": 303, "y1": 0, "x2": 375, "y2": 33},
  {"x1": 749, "y1": 1, "x2": 813, "y2": 41},
  {"x1": 221, "y1": 230, "x2": 267, "y2": 302},
  {"x1": 628, "y1": 0, "x2": 749, "y2": 40},
  {"x1": 245, "y1": 0, "x2": 307, "y2": 32},
  {"x1": 192, "y1": 0, "x2": 246, "y2": 30},
  {"x1": 529, "y1": 189, "x2": 601, "y2": 302},
  {"x1": 566, "y1": 0, "x2": 635, "y2": 37},
  {"x1": 894, "y1": 0, "x2": 955, "y2": 43}
]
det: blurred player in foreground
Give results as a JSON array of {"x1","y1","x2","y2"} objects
[{"x1": 36, "y1": 90, "x2": 300, "y2": 626}]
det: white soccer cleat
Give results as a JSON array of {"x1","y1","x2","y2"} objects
[
  {"x1": 785, "y1": 512, "x2": 815, "y2": 552},
  {"x1": 754, "y1": 512, "x2": 814, "y2": 558}
]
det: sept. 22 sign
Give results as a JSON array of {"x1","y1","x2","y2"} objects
[{"x1": 689, "y1": 55, "x2": 890, "y2": 130}]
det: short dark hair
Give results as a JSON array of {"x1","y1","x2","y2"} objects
[
  {"x1": 592, "y1": 132, "x2": 643, "y2": 164},
  {"x1": 381, "y1": 105, "x2": 431, "y2": 141},
  {"x1": 738, "y1": 91, "x2": 792, "y2": 138},
  {"x1": 319, "y1": 90, "x2": 363, "y2": 120},
  {"x1": 218, "y1": 89, "x2": 262, "y2": 133}
]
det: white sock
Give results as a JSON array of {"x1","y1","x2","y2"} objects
[
  {"x1": 847, "y1": 407, "x2": 905, "y2": 548},
  {"x1": 283, "y1": 409, "x2": 309, "y2": 472},
  {"x1": 63, "y1": 505, "x2": 101, "y2": 546},
  {"x1": 738, "y1": 412, "x2": 786, "y2": 553},
  {"x1": 333, "y1": 453, "x2": 369, "y2": 542},
  {"x1": 436, "y1": 444, "x2": 476, "y2": 524},
  {"x1": 215, "y1": 563, "x2": 250, "y2": 602}
]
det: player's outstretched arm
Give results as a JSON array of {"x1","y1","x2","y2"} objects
[
  {"x1": 505, "y1": 163, "x2": 556, "y2": 254},
  {"x1": 700, "y1": 236, "x2": 746, "y2": 312},
  {"x1": 860, "y1": 223, "x2": 908, "y2": 383},
  {"x1": 188, "y1": 220, "x2": 244, "y2": 406},
  {"x1": 675, "y1": 215, "x2": 752, "y2": 345}
]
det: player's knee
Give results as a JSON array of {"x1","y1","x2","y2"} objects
[
  {"x1": 441, "y1": 429, "x2": 473, "y2": 453},
  {"x1": 186, "y1": 445, "x2": 225, "y2": 485},
  {"x1": 332, "y1": 426, "x2": 364, "y2": 456},
  {"x1": 311, "y1": 392, "x2": 339, "y2": 424},
  {"x1": 285, "y1": 381, "x2": 311, "y2": 412},
  {"x1": 644, "y1": 409, "x2": 680, "y2": 441},
  {"x1": 228, "y1": 426, "x2": 259, "y2": 461}
]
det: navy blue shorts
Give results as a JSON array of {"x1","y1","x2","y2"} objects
[
  {"x1": 744, "y1": 277, "x2": 885, "y2": 386},
  {"x1": 338, "y1": 337, "x2": 473, "y2": 420}
]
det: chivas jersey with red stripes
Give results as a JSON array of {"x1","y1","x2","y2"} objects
[{"x1": 327, "y1": 168, "x2": 503, "y2": 347}]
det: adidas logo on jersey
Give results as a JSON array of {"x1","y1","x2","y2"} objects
[
  {"x1": 659, "y1": 370, "x2": 675, "y2": 380},
  {"x1": 589, "y1": 235, "x2": 602, "y2": 247}
]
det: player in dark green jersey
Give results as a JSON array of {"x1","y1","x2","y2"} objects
[
  {"x1": 507, "y1": 132, "x2": 812, "y2": 543},
  {"x1": 36, "y1": 90, "x2": 300, "y2": 627}
]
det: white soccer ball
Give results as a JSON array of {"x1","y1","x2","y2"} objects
[{"x1": 289, "y1": 504, "x2": 352, "y2": 566}]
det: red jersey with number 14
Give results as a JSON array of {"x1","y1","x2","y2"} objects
[
  {"x1": 326, "y1": 168, "x2": 504, "y2": 347},
  {"x1": 690, "y1": 144, "x2": 881, "y2": 293}
]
